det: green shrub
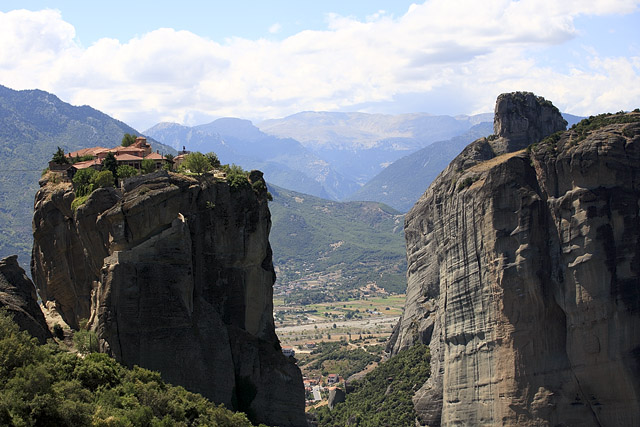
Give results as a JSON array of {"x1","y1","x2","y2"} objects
[
  {"x1": 72, "y1": 168, "x2": 97, "y2": 196},
  {"x1": 117, "y1": 164, "x2": 138, "y2": 179},
  {"x1": 181, "y1": 152, "x2": 211, "y2": 174},
  {"x1": 71, "y1": 195, "x2": 89, "y2": 211},
  {"x1": 141, "y1": 158, "x2": 156, "y2": 174},
  {"x1": 0, "y1": 310, "x2": 254, "y2": 426},
  {"x1": 93, "y1": 170, "x2": 114, "y2": 188},
  {"x1": 73, "y1": 329, "x2": 99, "y2": 354},
  {"x1": 457, "y1": 176, "x2": 478, "y2": 191}
]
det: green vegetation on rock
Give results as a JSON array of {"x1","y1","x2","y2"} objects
[
  {"x1": 121, "y1": 133, "x2": 137, "y2": 147},
  {"x1": 311, "y1": 344, "x2": 431, "y2": 427},
  {"x1": 0, "y1": 309, "x2": 253, "y2": 426}
]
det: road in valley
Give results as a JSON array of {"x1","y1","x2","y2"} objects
[{"x1": 276, "y1": 315, "x2": 399, "y2": 334}]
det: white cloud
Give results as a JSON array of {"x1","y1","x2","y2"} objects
[
  {"x1": 269, "y1": 23, "x2": 282, "y2": 34},
  {"x1": 0, "y1": 1, "x2": 638, "y2": 130}
]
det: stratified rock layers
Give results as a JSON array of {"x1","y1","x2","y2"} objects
[
  {"x1": 32, "y1": 170, "x2": 306, "y2": 427},
  {"x1": 389, "y1": 93, "x2": 640, "y2": 426}
]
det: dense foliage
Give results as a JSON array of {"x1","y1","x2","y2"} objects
[
  {"x1": 222, "y1": 164, "x2": 250, "y2": 191},
  {"x1": 141, "y1": 158, "x2": 156, "y2": 175},
  {"x1": 51, "y1": 146, "x2": 69, "y2": 164},
  {"x1": 72, "y1": 168, "x2": 98, "y2": 197},
  {"x1": 311, "y1": 344, "x2": 431, "y2": 427},
  {"x1": 0, "y1": 310, "x2": 253, "y2": 426},
  {"x1": 181, "y1": 152, "x2": 212, "y2": 174},
  {"x1": 116, "y1": 164, "x2": 139, "y2": 179}
]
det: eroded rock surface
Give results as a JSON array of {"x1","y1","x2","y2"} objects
[
  {"x1": 32, "y1": 170, "x2": 306, "y2": 427},
  {"x1": 0, "y1": 255, "x2": 51, "y2": 343},
  {"x1": 388, "y1": 93, "x2": 640, "y2": 426}
]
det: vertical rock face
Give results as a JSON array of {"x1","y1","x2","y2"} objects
[
  {"x1": 0, "y1": 255, "x2": 51, "y2": 343},
  {"x1": 493, "y1": 91, "x2": 567, "y2": 153},
  {"x1": 388, "y1": 93, "x2": 640, "y2": 426},
  {"x1": 32, "y1": 170, "x2": 306, "y2": 427}
]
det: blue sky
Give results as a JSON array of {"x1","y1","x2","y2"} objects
[
  {"x1": 1, "y1": 1, "x2": 639, "y2": 130},
  {"x1": 0, "y1": 1, "x2": 418, "y2": 45}
]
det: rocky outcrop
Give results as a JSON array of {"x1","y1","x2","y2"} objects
[
  {"x1": 328, "y1": 387, "x2": 346, "y2": 410},
  {"x1": 0, "y1": 255, "x2": 51, "y2": 343},
  {"x1": 388, "y1": 93, "x2": 640, "y2": 426},
  {"x1": 32, "y1": 170, "x2": 306, "y2": 427}
]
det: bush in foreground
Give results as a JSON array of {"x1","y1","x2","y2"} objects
[{"x1": 0, "y1": 309, "x2": 253, "y2": 426}]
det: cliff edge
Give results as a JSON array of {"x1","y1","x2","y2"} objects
[
  {"x1": 388, "y1": 92, "x2": 640, "y2": 426},
  {"x1": 0, "y1": 255, "x2": 51, "y2": 343},
  {"x1": 32, "y1": 170, "x2": 306, "y2": 427}
]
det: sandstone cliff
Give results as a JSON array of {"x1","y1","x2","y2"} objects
[
  {"x1": 0, "y1": 255, "x2": 51, "y2": 343},
  {"x1": 32, "y1": 170, "x2": 306, "y2": 427},
  {"x1": 388, "y1": 92, "x2": 640, "y2": 426}
]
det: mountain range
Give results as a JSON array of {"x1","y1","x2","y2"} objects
[
  {"x1": 145, "y1": 112, "x2": 496, "y2": 202},
  {"x1": 0, "y1": 85, "x2": 583, "y2": 278}
]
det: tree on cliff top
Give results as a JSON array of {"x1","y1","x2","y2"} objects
[
  {"x1": 121, "y1": 133, "x2": 137, "y2": 147},
  {"x1": 51, "y1": 146, "x2": 69, "y2": 164},
  {"x1": 102, "y1": 152, "x2": 118, "y2": 178},
  {"x1": 181, "y1": 152, "x2": 211, "y2": 174}
]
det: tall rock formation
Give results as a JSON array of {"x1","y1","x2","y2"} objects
[
  {"x1": 0, "y1": 255, "x2": 51, "y2": 343},
  {"x1": 32, "y1": 170, "x2": 306, "y2": 427},
  {"x1": 388, "y1": 92, "x2": 640, "y2": 426}
]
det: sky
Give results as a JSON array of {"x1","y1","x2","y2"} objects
[{"x1": 0, "y1": 0, "x2": 639, "y2": 131}]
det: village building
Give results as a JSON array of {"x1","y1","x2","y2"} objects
[
  {"x1": 282, "y1": 346, "x2": 296, "y2": 358},
  {"x1": 64, "y1": 137, "x2": 169, "y2": 172},
  {"x1": 327, "y1": 374, "x2": 339, "y2": 384}
]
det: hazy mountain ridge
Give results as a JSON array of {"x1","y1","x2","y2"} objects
[
  {"x1": 346, "y1": 122, "x2": 494, "y2": 211},
  {"x1": 144, "y1": 118, "x2": 359, "y2": 200},
  {"x1": 258, "y1": 111, "x2": 494, "y2": 187},
  {"x1": 0, "y1": 85, "x2": 174, "y2": 267}
]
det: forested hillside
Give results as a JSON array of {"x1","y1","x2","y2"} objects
[{"x1": 268, "y1": 184, "x2": 406, "y2": 304}]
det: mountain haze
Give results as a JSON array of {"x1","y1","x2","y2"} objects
[
  {"x1": 347, "y1": 122, "x2": 494, "y2": 211},
  {"x1": 145, "y1": 119, "x2": 357, "y2": 200},
  {"x1": 258, "y1": 111, "x2": 493, "y2": 185}
]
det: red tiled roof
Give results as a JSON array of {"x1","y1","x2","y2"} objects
[
  {"x1": 68, "y1": 147, "x2": 109, "y2": 158},
  {"x1": 144, "y1": 152, "x2": 165, "y2": 160},
  {"x1": 73, "y1": 159, "x2": 101, "y2": 169},
  {"x1": 115, "y1": 153, "x2": 143, "y2": 161}
]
